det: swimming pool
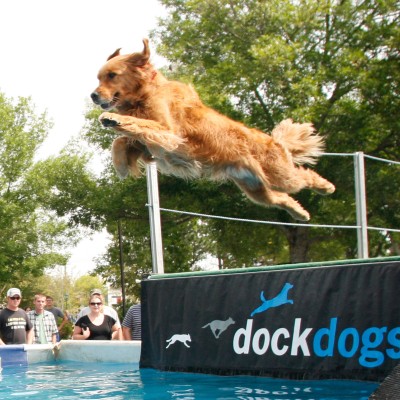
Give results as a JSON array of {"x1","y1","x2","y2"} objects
[{"x1": 0, "y1": 361, "x2": 378, "y2": 399}]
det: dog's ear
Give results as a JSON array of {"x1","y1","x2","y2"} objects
[
  {"x1": 126, "y1": 38, "x2": 151, "y2": 67},
  {"x1": 141, "y1": 38, "x2": 150, "y2": 60},
  {"x1": 107, "y1": 48, "x2": 122, "y2": 61}
]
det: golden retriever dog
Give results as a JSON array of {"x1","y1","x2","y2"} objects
[{"x1": 91, "y1": 39, "x2": 335, "y2": 221}]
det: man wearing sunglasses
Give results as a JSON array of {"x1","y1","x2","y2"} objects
[{"x1": 0, "y1": 288, "x2": 33, "y2": 345}]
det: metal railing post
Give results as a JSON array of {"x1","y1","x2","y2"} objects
[
  {"x1": 146, "y1": 162, "x2": 165, "y2": 274},
  {"x1": 354, "y1": 152, "x2": 369, "y2": 259}
]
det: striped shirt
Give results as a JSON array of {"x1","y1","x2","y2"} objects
[
  {"x1": 27, "y1": 310, "x2": 58, "y2": 344},
  {"x1": 122, "y1": 304, "x2": 141, "y2": 340}
]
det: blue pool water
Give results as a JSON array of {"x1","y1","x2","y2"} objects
[{"x1": 0, "y1": 361, "x2": 378, "y2": 399}]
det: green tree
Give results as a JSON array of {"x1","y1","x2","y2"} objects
[
  {"x1": 62, "y1": 0, "x2": 400, "y2": 292},
  {"x1": 0, "y1": 93, "x2": 78, "y2": 292},
  {"x1": 149, "y1": 0, "x2": 400, "y2": 262}
]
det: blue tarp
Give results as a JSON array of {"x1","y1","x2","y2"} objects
[{"x1": 0, "y1": 345, "x2": 28, "y2": 367}]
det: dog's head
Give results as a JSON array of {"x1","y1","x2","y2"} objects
[{"x1": 91, "y1": 39, "x2": 154, "y2": 111}]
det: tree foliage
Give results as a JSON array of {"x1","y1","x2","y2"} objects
[
  {"x1": 16, "y1": 0, "x2": 398, "y2": 301},
  {"x1": 71, "y1": 0, "x2": 400, "y2": 299},
  {"x1": 0, "y1": 93, "x2": 79, "y2": 292},
  {"x1": 148, "y1": 0, "x2": 400, "y2": 261}
]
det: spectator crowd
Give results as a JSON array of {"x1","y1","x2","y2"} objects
[{"x1": 0, "y1": 287, "x2": 141, "y2": 346}]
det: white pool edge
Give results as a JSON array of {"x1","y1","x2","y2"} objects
[{"x1": 24, "y1": 340, "x2": 142, "y2": 364}]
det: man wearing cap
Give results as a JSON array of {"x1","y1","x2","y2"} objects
[
  {"x1": 0, "y1": 288, "x2": 33, "y2": 345},
  {"x1": 76, "y1": 289, "x2": 122, "y2": 339}
]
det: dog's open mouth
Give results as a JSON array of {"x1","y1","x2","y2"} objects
[
  {"x1": 100, "y1": 93, "x2": 119, "y2": 110},
  {"x1": 91, "y1": 91, "x2": 120, "y2": 110},
  {"x1": 100, "y1": 102, "x2": 113, "y2": 110}
]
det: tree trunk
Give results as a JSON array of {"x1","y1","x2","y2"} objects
[{"x1": 284, "y1": 227, "x2": 310, "y2": 264}]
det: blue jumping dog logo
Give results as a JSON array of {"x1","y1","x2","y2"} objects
[{"x1": 250, "y1": 283, "x2": 294, "y2": 317}]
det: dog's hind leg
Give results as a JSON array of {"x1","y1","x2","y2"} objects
[
  {"x1": 232, "y1": 177, "x2": 311, "y2": 221},
  {"x1": 291, "y1": 167, "x2": 335, "y2": 195}
]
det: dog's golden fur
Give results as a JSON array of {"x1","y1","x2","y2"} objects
[{"x1": 91, "y1": 39, "x2": 335, "y2": 220}]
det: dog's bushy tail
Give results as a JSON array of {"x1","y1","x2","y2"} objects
[{"x1": 271, "y1": 119, "x2": 325, "y2": 165}]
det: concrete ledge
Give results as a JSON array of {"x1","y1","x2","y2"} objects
[
  {"x1": 57, "y1": 340, "x2": 141, "y2": 363},
  {"x1": 25, "y1": 344, "x2": 56, "y2": 364},
  {"x1": 22, "y1": 341, "x2": 141, "y2": 365}
]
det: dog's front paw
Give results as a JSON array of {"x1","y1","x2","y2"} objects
[{"x1": 99, "y1": 112, "x2": 121, "y2": 128}]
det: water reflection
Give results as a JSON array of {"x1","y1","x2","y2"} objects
[{"x1": 0, "y1": 362, "x2": 377, "y2": 399}]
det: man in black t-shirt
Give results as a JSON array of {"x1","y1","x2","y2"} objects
[{"x1": 0, "y1": 288, "x2": 33, "y2": 345}]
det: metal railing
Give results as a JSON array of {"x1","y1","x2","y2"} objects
[{"x1": 146, "y1": 152, "x2": 400, "y2": 273}]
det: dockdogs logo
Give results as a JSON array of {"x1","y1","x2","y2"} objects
[{"x1": 232, "y1": 283, "x2": 400, "y2": 368}]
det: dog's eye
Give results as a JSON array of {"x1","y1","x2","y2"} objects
[{"x1": 108, "y1": 72, "x2": 117, "y2": 79}]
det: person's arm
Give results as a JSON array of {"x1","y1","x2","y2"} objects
[
  {"x1": 111, "y1": 325, "x2": 121, "y2": 340},
  {"x1": 111, "y1": 317, "x2": 122, "y2": 340},
  {"x1": 0, "y1": 317, "x2": 6, "y2": 344},
  {"x1": 72, "y1": 324, "x2": 90, "y2": 340},
  {"x1": 122, "y1": 326, "x2": 132, "y2": 341},
  {"x1": 26, "y1": 328, "x2": 34, "y2": 344},
  {"x1": 51, "y1": 333, "x2": 57, "y2": 345},
  {"x1": 121, "y1": 306, "x2": 135, "y2": 340},
  {"x1": 58, "y1": 310, "x2": 68, "y2": 331},
  {"x1": 47, "y1": 313, "x2": 60, "y2": 343}
]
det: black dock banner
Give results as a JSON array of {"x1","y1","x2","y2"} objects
[{"x1": 140, "y1": 260, "x2": 400, "y2": 381}]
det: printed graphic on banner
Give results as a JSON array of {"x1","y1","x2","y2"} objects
[
  {"x1": 166, "y1": 334, "x2": 192, "y2": 349},
  {"x1": 162, "y1": 280, "x2": 400, "y2": 368},
  {"x1": 250, "y1": 282, "x2": 294, "y2": 317},
  {"x1": 140, "y1": 260, "x2": 400, "y2": 380},
  {"x1": 202, "y1": 317, "x2": 236, "y2": 339},
  {"x1": 230, "y1": 283, "x2": 400, "y2": 369}
]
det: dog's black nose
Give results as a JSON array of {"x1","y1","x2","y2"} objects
[{"x1": 91, "y1": 92, "x2": 100, "y2": 104}]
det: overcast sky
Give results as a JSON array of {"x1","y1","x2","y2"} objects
[{"x1": 0, "y1": 0, "x2": 166, "y2": 277}]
